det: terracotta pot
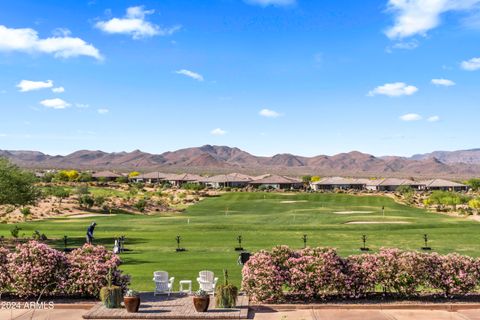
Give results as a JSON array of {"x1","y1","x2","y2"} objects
[
  {"x1": 193, "y1": 296, "x2": 210, "y2": 312},
  {"x1": 124, "y1": 296, "x2": 140, "y2": 313}
]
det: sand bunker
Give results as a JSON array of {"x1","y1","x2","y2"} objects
[
  {"x1": 346, "y1": 221, "x2": 410, "y2": 224},
  {"x1": 280, "y1": 200, "x2": 308, "y2": 204},
  {"x1": 334, "y1": 211, "x2": 373, "y2": 214},
  {"x1": 67, "y1": 213, "x2": 117, "y2": 218}
]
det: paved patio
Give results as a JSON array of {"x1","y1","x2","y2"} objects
[
  {"x1": 5, "y1": 306, "x2": 480, "y2": 319},
  {"x1": 82, "y1": 292, "x2": 249, "y2": 319}
]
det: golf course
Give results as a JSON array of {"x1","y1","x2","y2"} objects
[{"x1": 1, "y1": 192, "x2": 479, "y2": 291}]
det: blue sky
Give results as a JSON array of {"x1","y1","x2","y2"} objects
[{"x1": 1, "y1": 0, "x2": 479, "y2": 157}]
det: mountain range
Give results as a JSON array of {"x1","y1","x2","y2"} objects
[{"x1": 1, "y1": 145, "x2": 480, "y2": 179}]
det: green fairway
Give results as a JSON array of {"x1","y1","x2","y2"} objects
[{"x1": 1, "y1": 192, "x2": 479, "y2": 291}]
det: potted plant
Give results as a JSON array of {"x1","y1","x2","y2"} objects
[
  {"x1": 124, "y1": 289, "x2": 140, "y2": 313},
  {"x1": 193, "y1": 289, "x2": 210, "y2": 312},
  {"x1": 215, "y1": 270, "x2": 238, "y2": 308},
  {"x1": 99, "y1": 269, "x2": 123, "y2": 309}
]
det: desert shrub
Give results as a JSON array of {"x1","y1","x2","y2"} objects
[
  {"x1": 79, "y1": 195, "x2": 94, "y2": 209},
  {"x1": 20, "y1": 207, "x2": 31, "y2": 217},
  {"x1": 242, "y1": 251, "x2": 283, "y2": 303},
  {"x1": 7, "y1": 241, "x2": 68, "y2": 297},
  {"x1": 66, "y1": 244, "x2": 130, "y2": 297},
  {"x1": 94, "y1": 196, "x2": 106, "y2": 207},
  {"x1": 133, "y1": 199, "x2": 147, "y2": 212}
]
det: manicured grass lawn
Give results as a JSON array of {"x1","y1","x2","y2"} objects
[{"x1": 1, "y1": 192, "x2": 479, "y2": 291}]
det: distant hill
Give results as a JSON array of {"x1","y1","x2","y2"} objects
[
  {"x1": 411, "y1": 149, "x2": 480, "y2": 165},
  {"x1": 1, "y1": 145, "x2": 480, "y2": 179}
]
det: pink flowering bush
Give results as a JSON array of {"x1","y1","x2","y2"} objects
[
  {"x1": 286, "y1": 248, "x2": 344, "y2": 300},
  {"x1": 242, "y1": 246, "x2": 480, "y2": 303},
  {"x1": 242, "y1": 251, "x2": 284, "y2": 303},
  {"x1": 66, "y1": 244, "x2": 130, "y2": 297},
  {"x1": 270, "y1": 245, "x2": 296, "y2": 282},
  {"x1": 428, "y1": 253, "x2": 478, "y2": 296},
  {"x1": 375, "y1": 248, "x2": 428, "y2": 295},
  {"x1": 6, "y1": 241, "x2": 68, "y2": 297},
  {"x1": 0, "y1": 246, "x2": 10, "y2": 292},
  {"x1": 0, "y1": 241, "x2": 129, "y2": 298},
  {"x1": 340, "y1": 254, "x2": 378, "y2": 298}
]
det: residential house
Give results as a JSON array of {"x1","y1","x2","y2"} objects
[
  {"x1": 131, "y1": 172, "x2": 168, "y2": 184},
  {"x1": 311, "y1": 177, "x2": 368, "y2": 191},
  {"x1": 249, "y1": 174, "x2": 303, "y2": 190},
  {"x1": 202, "y1": 173, "x2": 253, "y2": 188},
  {"x1": 166, "y1": 173, "x2": 203, "y2": 187},
  {"x1": 92, "y1": 170, "x2": 123, "y2": 181},
  {"x1": 421, "y1": 179, "x2": 469, "y2": 192},
  {"x1": 367, "y1": 178, "x2": 425, "y2": 192}
]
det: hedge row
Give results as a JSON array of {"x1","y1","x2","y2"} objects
[
  {"x1": 242, "y1": 246, "x2": 480, "y2": 303},
  {"x1": 0, "y1": 240, "x2": 129, "y2": 297}
]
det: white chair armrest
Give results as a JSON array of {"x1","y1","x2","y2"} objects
[
  {"x1": 169, "y1": 277, "x2": 175, "y2": 283},
  {"x1": 214, "y1": 277, "x2": 219, "y2": 284}
]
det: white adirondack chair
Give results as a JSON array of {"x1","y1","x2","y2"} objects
[
  {"x1": 196, "y1": 270, "x2": 218, "y2": 296},
  {"x1": 153, "y1": 271, "x2": 174, "y2": 296}
]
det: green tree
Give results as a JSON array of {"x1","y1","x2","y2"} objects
[
  {"x1": 78, "y1": 172, "x2": 93, "y2": 182},
  {"x1": 0, "y1": 158, "x2": 40, "y2": 207},
  {"x1": 301, "y1": 175, "x2": 312, "y2": 183},
  {"x1": 115, "y1": 176, "x2": 128, "y2": 183},
  {"x1": 48, "y1": 187, "x2": 71, "y2": 206},
  {"x1": 466, "y1": 178, "x2": 480, "y2": 191}
]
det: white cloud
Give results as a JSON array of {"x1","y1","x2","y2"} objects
[
  {"x1": 386, "y1": 40, "x2": 419, "y2": 52},
  {"x1": 52, "y1": 86, "x2": 65, "y2": 93},
  {"x1": 0, "y1": 25, "x2": 102, "y2": 60},
  {"x1": 244, "y1": 0, "x2": 296, "y2": 6},
  {"x1": 97, "y1": 108, "x2": 109, "y2": 114},
  {"x1": 461, "y1": 57, "x2": 480, "y2": 70},
  {"x1": 385, "y1": 0, "x2": 480, "y2": 39},
  {"x1": 175, "y1": 69, "x2": 204, "y2": 81},
  {"x1": 400, "y1": 113, "x2": 422, "y2": 121},
  {"x1": 16, "y1": 79, "x2": 53, "y2": 92},
  {"x1": 427, "y1": 115, "x2": 440, "y2": 122},
  {"x1": 95, "y1": 6, "x2": 181, "y2": 39},
  {"x1": 431, "y1": 78, "x2": 455, "y2": 86},
  {"x1": 368, "y1": 82, "x2": 418, "y2": 97},
  {"x1": 259, "y1": 108, "x2": 281, "y2": 118},
  {"x1": 52, "y1": 28, "x2": 72, "y2": 37},
  {"x1": 210, "y1": 128, "x2": 227, "y2": 136},
  {"x1": 75, "y1": 103, "x2": 89, "y2": 108},
  {"x1": 40, "y1": 98, "x2": 70, "y2": 109}
]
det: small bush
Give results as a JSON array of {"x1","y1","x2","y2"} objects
[
  {"x1": 10, "y1": 225, "x2": 21, "y2": 238},
  {"x1": 20, "y1": 207, "x2": 31, "y2": 217},
  {"x1": 133, "y1": 199, "x2": 147, "y2": 212}
]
